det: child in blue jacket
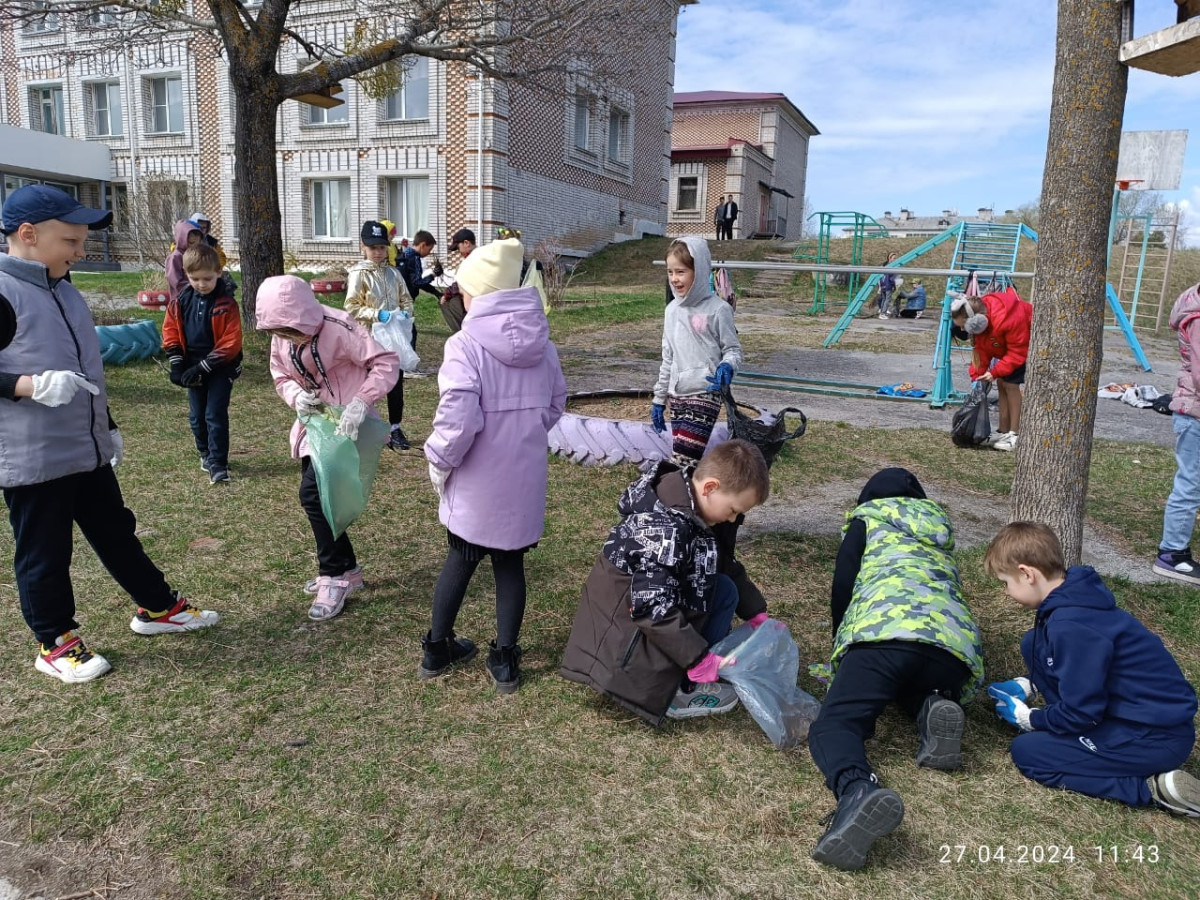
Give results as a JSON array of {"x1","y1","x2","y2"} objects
[{"x1": 986, "y1": 522, "x2": 1200, "y2": 816}]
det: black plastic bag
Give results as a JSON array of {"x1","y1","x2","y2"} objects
[{"x1": 951, "y1": 380, "x2": 992, "y2": 448}]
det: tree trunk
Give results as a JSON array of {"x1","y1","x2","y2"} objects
[
  {"x1": 233, "y1": 85, "x2": 285, "y2": 328},
  {"x1": 1011, "y1": 0, "x2": 1128, "y2": 565}
]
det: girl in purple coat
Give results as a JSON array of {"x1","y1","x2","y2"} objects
[{"x1": 421, "y1": 238, "x2": 567, "y2": 693}]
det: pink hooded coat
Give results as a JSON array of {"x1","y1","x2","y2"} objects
[
  {"x1": 1169, "y1": 282, "x2": 1200, "y2": 419},
  {"x1": 166, "y1": 219, "x2": 203, "y2": 303},
  {"x1": 255, "y1": 275, "x2": 399, "y2": 458},
  {"x1": 424, "y1": 285, "x2": 567, "y2": 550}
]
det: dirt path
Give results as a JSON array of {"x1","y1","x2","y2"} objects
[{"x1": 557, "y1": 297, "x2": 1174, "y2": 583}]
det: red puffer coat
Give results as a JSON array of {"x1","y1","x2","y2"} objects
[{"x1": 968, "y1": 287, "x2": 1032, "y2": 380}]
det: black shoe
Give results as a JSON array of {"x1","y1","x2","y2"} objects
[
  {"x1": 915, "y1": 695, "x2": 965, "y2": 770},
  {"x1": 388, "y1": 428, "x2": 411, "y2": 451},
  {"x1": 417, "y1": 631, "x2": 477, "y2": 679},
  {"x1": 209, "y1": 467, "x2": 231, "y2": 485},
  {"x1": 486, "y1": 641, "x2": 522, "y2": 694},
  {"x1": 811, "y1": 780, "x2": 904, "y2": 871}
]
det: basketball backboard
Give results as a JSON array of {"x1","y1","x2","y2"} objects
[{"x1": 1116, "y1": 130, "x2": 1188, "y2": 190}]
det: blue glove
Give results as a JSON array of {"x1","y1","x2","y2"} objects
[
  {"x1": 988, "y1": 677, "x2": 1033, "y2": 701},
  {"x1": 397, "y1": 309, "x2": 412, "y2": 320},
  {"x1": 988, "y1": 685, "x2": 1033, "y2": 731},
  {"x1": 651, "y1": 403, "x2": 666, "y2": 434},
  {"x1": 706, "y1": 362, "x2": 733, "y2": 391},
  {"x1": 378, "y1": 309, "x2": 392, "y2": 324}
]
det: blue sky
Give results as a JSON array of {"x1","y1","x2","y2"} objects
[{"x1": 675, "y1": 1, "x2": 1200, "y2": 242}]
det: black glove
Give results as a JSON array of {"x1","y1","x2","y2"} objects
[
  {"x1": 181, "y1": 364, "x2": 207, "y2": 388},
  {"x1": 432, "y1": 261, "x2": 445, "y2": 278},
  {"x1": 169, "y1": 361, "x2": 184, "y2": 386}
]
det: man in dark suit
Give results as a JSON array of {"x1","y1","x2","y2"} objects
[{"x1": 724, "y1": 195, "x2": 739, "y2": 240}]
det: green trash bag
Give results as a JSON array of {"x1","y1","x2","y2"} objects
[{"x1": 302, "y1": 406, "x2": 390, "y2": 538}]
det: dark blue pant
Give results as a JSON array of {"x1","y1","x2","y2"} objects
[
  {"x1": 188, "y1": 371, "x2": 235, "y2": 469},
  {"x1": 4, "y1": 465, "x2": 175, "y2": 645},
  {"x1": 808, "y1": 642, "x2": 970, "y2": 797},
  {"x1": 299, "y1": 456, "x2": 356, "y2": 576},
  {"x1": 701, "y1": 574, "x2": 738, "y2": 646},
  {"x1": 1010, "y1": 720, "x2": 1195, "y2": 806}
]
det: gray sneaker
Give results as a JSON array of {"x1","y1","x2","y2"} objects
[
  {"x1": 665, "y1": 682, "x2": 739, "y2": 719},
  {"x1": 915, "y1": 696, "x2": 965, "y2": 770},
  {"x1": 1153, "y1": 549, "x2": 1200, "y2": 586},
  {"x1": 1148, "y1": 770, "x2": 1200, "y2": 817}
]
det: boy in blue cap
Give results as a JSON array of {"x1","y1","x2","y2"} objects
[{"x1": 0, "y1": 185, "x2": 219, "y2": 683}]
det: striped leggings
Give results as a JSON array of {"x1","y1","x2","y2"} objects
[{"x1": 669, "y1": 392, "x2": 723, "y2": 467}]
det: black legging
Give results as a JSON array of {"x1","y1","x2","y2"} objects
[
  {"x1": 430, "y1": 543, "x2": 527, "y2": 647},
  {"x1": 384, "y1": 323, "x2": 417, "y2": 426}
]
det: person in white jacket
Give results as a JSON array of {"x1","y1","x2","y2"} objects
[{"x1": 651, "y1": 235, "x2": 742, "y2": 466}]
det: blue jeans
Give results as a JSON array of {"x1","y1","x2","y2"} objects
[
  {"x1": 1160, "y1": 413, "x2": 1200, "y2": 551},
  {"x1": 701, "y1": 574, "x2": 738, "y2": 647},
  {"x1": 188, "y1": 371, "x2": 235, "y2": 469}
]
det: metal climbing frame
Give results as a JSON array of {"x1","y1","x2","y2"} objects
[{"x1": 793, "y1": 212, "x2": 889, "y2": 313}]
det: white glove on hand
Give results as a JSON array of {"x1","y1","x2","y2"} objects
[
  {"x1": 31, "y1": 371, "x2": 99, "y2": 407},
  {"x1": 295, "y1": 390, "x2": 323, "y2": 416},
  {"x1": 335, "y1": 397, "x2": 369, "y2": 441},
  {"x1": 429, "y1": 463, "x2": 449, "y2": 498},
  {"x1": 109, "y1": 429, "x2": 124, "y2": 468}
]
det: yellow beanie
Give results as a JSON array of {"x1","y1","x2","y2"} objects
[{"x1": 456, "y1": 237, "x2": 523, "y2": 298}]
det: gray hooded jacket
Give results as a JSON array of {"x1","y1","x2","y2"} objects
[
  {"x1": 653, "y1": 235, "x2": 742, "y2": 405},
  {"x1": 0, "y1": 253, "x2": 112, "y2": 487}
]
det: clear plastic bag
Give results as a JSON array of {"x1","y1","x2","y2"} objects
[
  {"x1": 371, "y1": 315, "x2": 420, "y2": 373},
  {"x1": 711, "y1": 620, "x2": 821, "y2": 749},
  {"x1": 302, "y1": 407, "x2": 390, "y2": 538}
]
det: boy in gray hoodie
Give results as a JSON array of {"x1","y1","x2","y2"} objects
[{"x1": 651, "y1": 236, "x2": 742, "y2": 466}]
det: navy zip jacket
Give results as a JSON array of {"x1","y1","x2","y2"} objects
[{"x1": 1021, "y1": 566, "x2": 1197, "y2": 734}]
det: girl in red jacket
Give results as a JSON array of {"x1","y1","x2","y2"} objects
[{"x1": 951, "y1": 287, "x2": 1032, "y2": 452}]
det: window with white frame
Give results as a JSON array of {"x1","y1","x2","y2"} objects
[
  {"x1": 383, "y1": 57, "x2": 429, "y2": 121},
  {"x1": 382, "y1": 177, "x2": 429, "y2": 237},
  {"x1": 607, "y1": 108, "x2": 629, "y2": 164},
  {"x1": 90, "y1": 82, "x2": 123, "y2": 136},
  {"x1": 309, "y1": 179, "x2": 351, "y2": 239},
  {"x1": 105, "y1": 183, "x2": 128, "y2": 232},
  {"x1": 305, "y1": 92, "x2": 348, "y2": 125},
  {"x1": 573, "y1": 93, "x2": 591, "y2": 151},
  {"x1": 86, "y1": 6, "x2": 119, "y2": 26},
  {"x1": 676, "y1": 176, "x2": 699, "y2": 211},
  {"x1": 29, "y1": 85, "x2": 65, "y2": 135},
  {"x1": 147, "y1": 75, "x2": 183, "y2": 133},
  {"x1": 24, "y1": 1, "x2": 58, "y2": 33}
]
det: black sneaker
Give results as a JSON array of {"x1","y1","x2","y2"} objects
[
  {"x1": 811, "y1": 780, "x2": 905, "y2": 871},
  {"x1": 486, "y1": 641, "x2": 522, "y2": 694},
  {"x1": 417, "y1": 631, "x2": 478, "y2": 679},
  {"x1": 1152, "y1": 548, "x2": 1200, "y2": 586},
  {"x1": 388, "y1": 428, "x2": 411, "y2": 451},
  {"x1": 915, "y1": 695, "x2": 965, "y2": 770},
  {"x1": 209, "y1": 468, "x2": 230, "y2": 485}
]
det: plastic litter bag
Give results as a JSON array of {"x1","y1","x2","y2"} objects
[
  {"x1": 371, "y1": 315, "x2": 420, "y2": 373},
  {"x1": 302, "y1": 407, "x2": 390, "y2": 538},
  {"x1": 951, "y1": 380, "x2": 992, "y2": 448},
  {"x1": 711, "y1": 620, "x2": 821, "y2": 749}
]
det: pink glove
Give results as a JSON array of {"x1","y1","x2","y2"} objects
[
  {"x1": 686, "y1": 652, "x2": 724, "y2": 684},
  {"x1": 747, "y1": 612, "x2": 769, "y2": 629}
]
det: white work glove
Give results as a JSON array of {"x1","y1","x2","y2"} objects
[
  {"x1": 31, "y1": 370, "x2": 100, "y2": 407},
  {"x1": 428, "y1": 463, "x2": 449, "y2": 499},
  {"x1": 335, "y1": 397, "x2": 369, "y2": 441},
  {"x1": 109, "y1": 428, "x2": 124, "y2": 468},
  {"x1": 295, "y1": 390, "x2": 323, "y2": 417}
]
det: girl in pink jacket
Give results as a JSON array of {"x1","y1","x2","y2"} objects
[
  {"x1": 256, "y1": 275, "x2": 399, "y2": 622},
  {"x1": 421, "y1": 238, "x2": 567, "y2": 693}
]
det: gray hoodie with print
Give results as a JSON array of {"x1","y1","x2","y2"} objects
[{"x1": 653, "y1": 235, "x2": 742, "y2": 405}]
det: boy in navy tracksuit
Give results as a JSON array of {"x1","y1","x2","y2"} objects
[
  {"x1": 163, "y1": 242, "x2": 243, "y2": 483},
  {"x1": 985, "y1": 522, "x2": 1200, "y2": 816}
]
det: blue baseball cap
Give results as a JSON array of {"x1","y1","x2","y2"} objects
[{"x1": 1, "y1": 184, "x2": 113, "y2": 233}]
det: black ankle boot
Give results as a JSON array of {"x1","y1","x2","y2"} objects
[
  {"x1": 486, "y1": 641, "x2": 522, "y2": 694},
  {"x1": 417, "y1": 631, "x2": 477, "y2": 680}
]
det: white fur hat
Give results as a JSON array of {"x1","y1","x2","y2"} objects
[{"x1": 456, "y1": 237, "x2": 523, "y2": 298}]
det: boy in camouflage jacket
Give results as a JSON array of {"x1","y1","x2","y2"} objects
[{"x1": 808, "y1": 467, "x2": 983, "y2": 872}]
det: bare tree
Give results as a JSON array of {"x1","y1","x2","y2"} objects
[
  {"x1": 1, "y1": 0, "x2": 652, "y2": 323},
  {"x1": 1011, "y1": 0, "x2": 1128, "y2": 564}
]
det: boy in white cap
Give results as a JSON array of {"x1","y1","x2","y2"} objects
[{"x1": 0, "y1": 185, "x2": 220, "y2": 683}]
